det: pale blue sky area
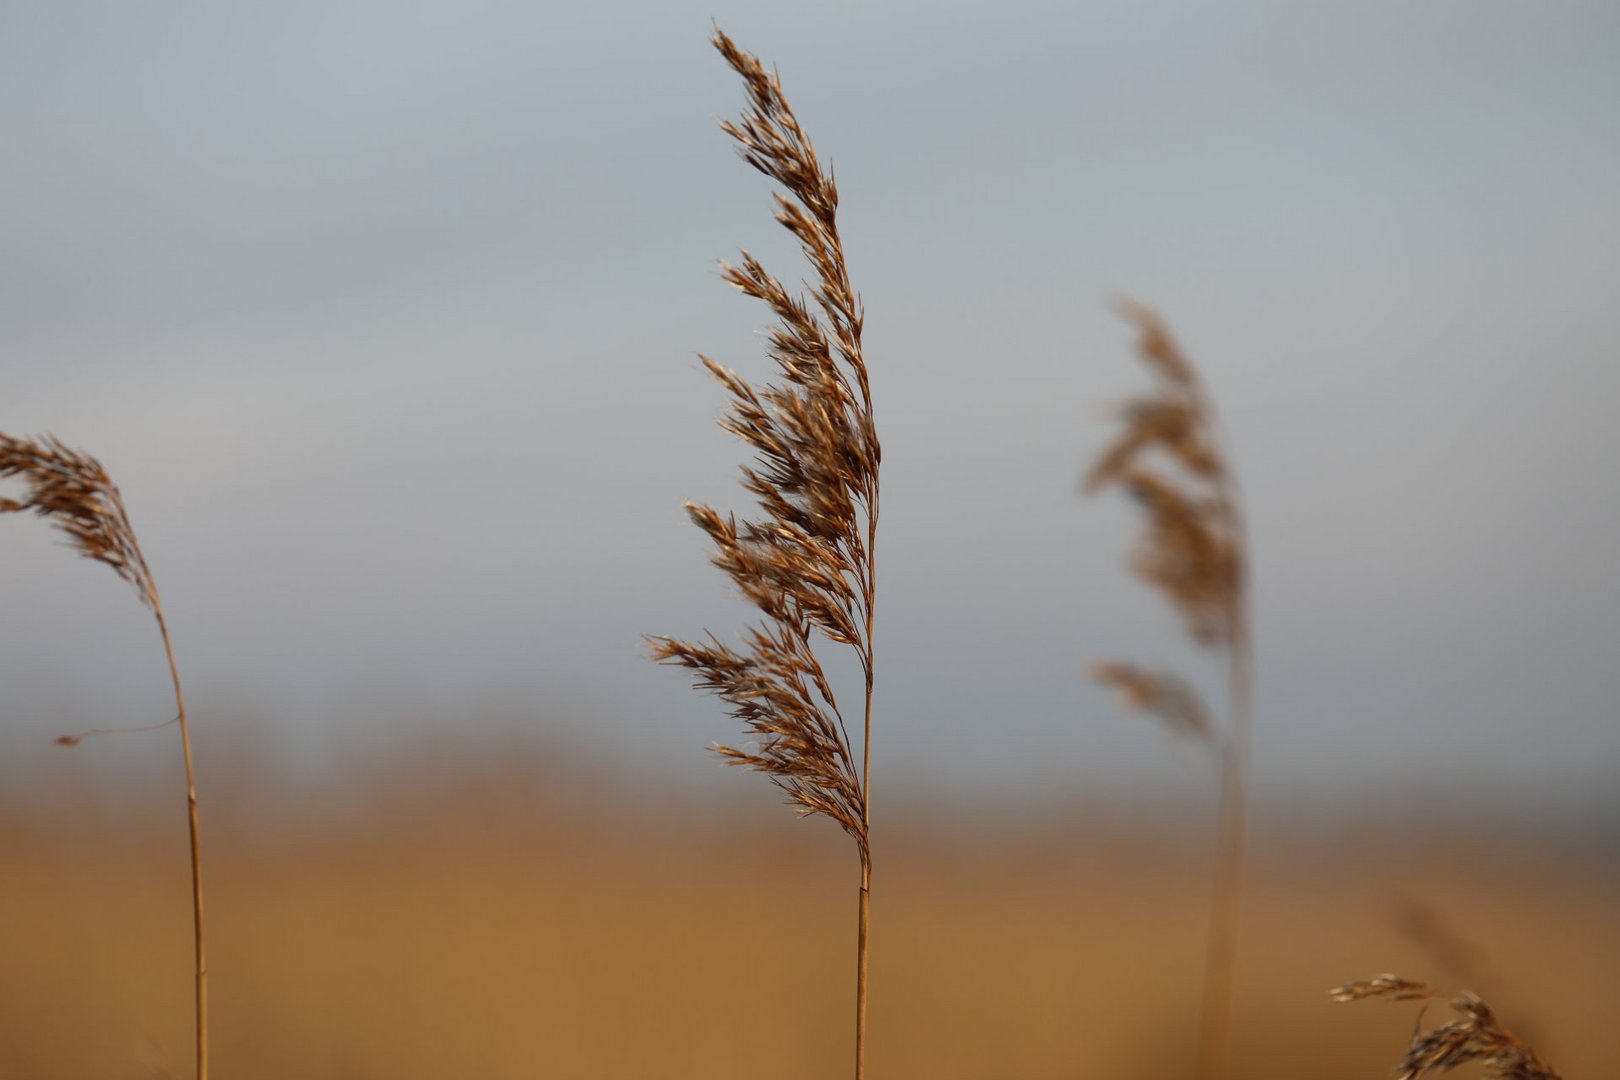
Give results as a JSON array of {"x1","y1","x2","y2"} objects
[{"x1": 2, "y1": 1, "x2": 1617, "y2": 826}]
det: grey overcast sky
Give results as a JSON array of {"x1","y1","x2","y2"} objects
[{"x1": 2, "y1": 1, "x2": 1617, "y2": 824}]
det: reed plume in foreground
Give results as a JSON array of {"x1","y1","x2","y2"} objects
[
  {"x1": 0, "y1": 433, "x2": 208, "y2": 1080},
  {"x1": 647, "y1": 27, "x2": 879, "y2": 1080},
  {"x1": 1331, "y1": 976, "x2": 1561, "y2": 1080},
  {"x1": 1085, "y1": 302, "x2": 1251, "y2": 1080}
]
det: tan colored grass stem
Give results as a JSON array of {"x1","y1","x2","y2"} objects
[
  {"x1": 858, "y1": 464, "x2": 878, "y2": 1080},
  {"x1": 857, "y1": 862, "x2": 871, "y2": 1079},
  {"x1": 157, "y1": 602, "x2": 207, "y2": 1080},
  {"x1": 1196, "y1": 606, "x2": 1251, "y2": 1080}
]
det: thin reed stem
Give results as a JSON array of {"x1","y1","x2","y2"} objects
[
  {"x1": 157, "y1": 603, "x2": 208, "y2": 1080},
  {"x1": 1195, "y1": 607, "x2": 1251, "y2": 1080},
  {"x1": 858, "y1": 485, "x2": 878, "y2": 1080},
  {"x1": 857, "y1": 860, "x2": 871, "y2": 1080}
]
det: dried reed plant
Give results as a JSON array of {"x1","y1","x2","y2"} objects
[
  {"x1": 647, "y1": 27, "x2": 878, "y2": 1080},
  {"x1": 1331, "y1": 976, "x2": 1562, "y2": 1079},
  {"x1": 0, "y1": 433, "x2": 208, "y2": 1080},
  {"x1": 1085, "y1": 300, "x2": 1251, "y2": 1080}
]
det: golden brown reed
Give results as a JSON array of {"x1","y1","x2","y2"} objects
[
  {"x1": 646, "y1": 27, "x2": 879, "y2": 1080},
  {"x1": 1085, "y1": 301, "x2": 1252, "y2": 1080},
  {"x1": 0, "y1": 432, "x2": 208, "y2": 1080},
  {"x1": 1331, "y1": 976, "x2": 1562, "y2": 1080}
]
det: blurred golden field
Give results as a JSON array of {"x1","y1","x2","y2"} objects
[{"x1": 3, "y1": 749, "x2": 1614, "y2": 1080}]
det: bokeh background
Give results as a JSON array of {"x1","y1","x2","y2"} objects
[{"x1": 2, "y1": 2, "x2": 1616, "y2": 1077}]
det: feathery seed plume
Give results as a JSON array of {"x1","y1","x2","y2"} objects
[
  {"x1": 649, "y1": 28, "x2": 877, "y2": 862},
  {"x1": 1331, "y1": 976, "x2": 1561, "y2": 1080}
]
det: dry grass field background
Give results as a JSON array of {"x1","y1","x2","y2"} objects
[{"x1": 3, "y1": 750, "x2": 1613, "y2": 1079}]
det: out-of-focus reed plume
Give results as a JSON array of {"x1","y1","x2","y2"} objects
[
  {"x1": 1331, "y1": 976, "x2": 1562, "y2": 1080},
  {"x1": 1085, "y1": 301, "x2": 1251, "y2": 1080},
  {"x1": 647, "y1": 27, "x2": 880, "y2": 1080},
  {"x1": 0, "y1": 433, "x2": 208, "y2": 1080},
  {"x1": 1090, "y1": 661, "x2": 1214, "y2": 742}
]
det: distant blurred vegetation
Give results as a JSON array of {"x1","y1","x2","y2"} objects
[{"x1": 3, "y1": 742, "x2": 1614, "y2": 1079}]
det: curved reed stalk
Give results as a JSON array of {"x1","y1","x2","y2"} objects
[
  {"x1": 648, "y1": 27, "x2": 879, "y2": 1080},
  {"x1": 1, "y1": 433, "x2": 207, "y2": 1080},
  {"x1": 1331, "y1": 975, "x2": 1562, "y2": 1079},
  {"x1": 1085, "y1": 301, "x2": 1251, "y2": 1080}
]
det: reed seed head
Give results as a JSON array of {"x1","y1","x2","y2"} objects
[
  {"x1": 649, "y1": 28, "x2": 876, "y2": 865},
  {"x1": 1087, "y1": 301, "x2": 1240, "y2": 649},
  {"x1": 1330, "y1": 975, "x2": 1562, "y2": 1080},
  {"x1": 1085, "y1": 302, "x2": 1247, "y2": 754},
  {"x1": 0, "y1": 433, "x2": 156, "y2": 609}
]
